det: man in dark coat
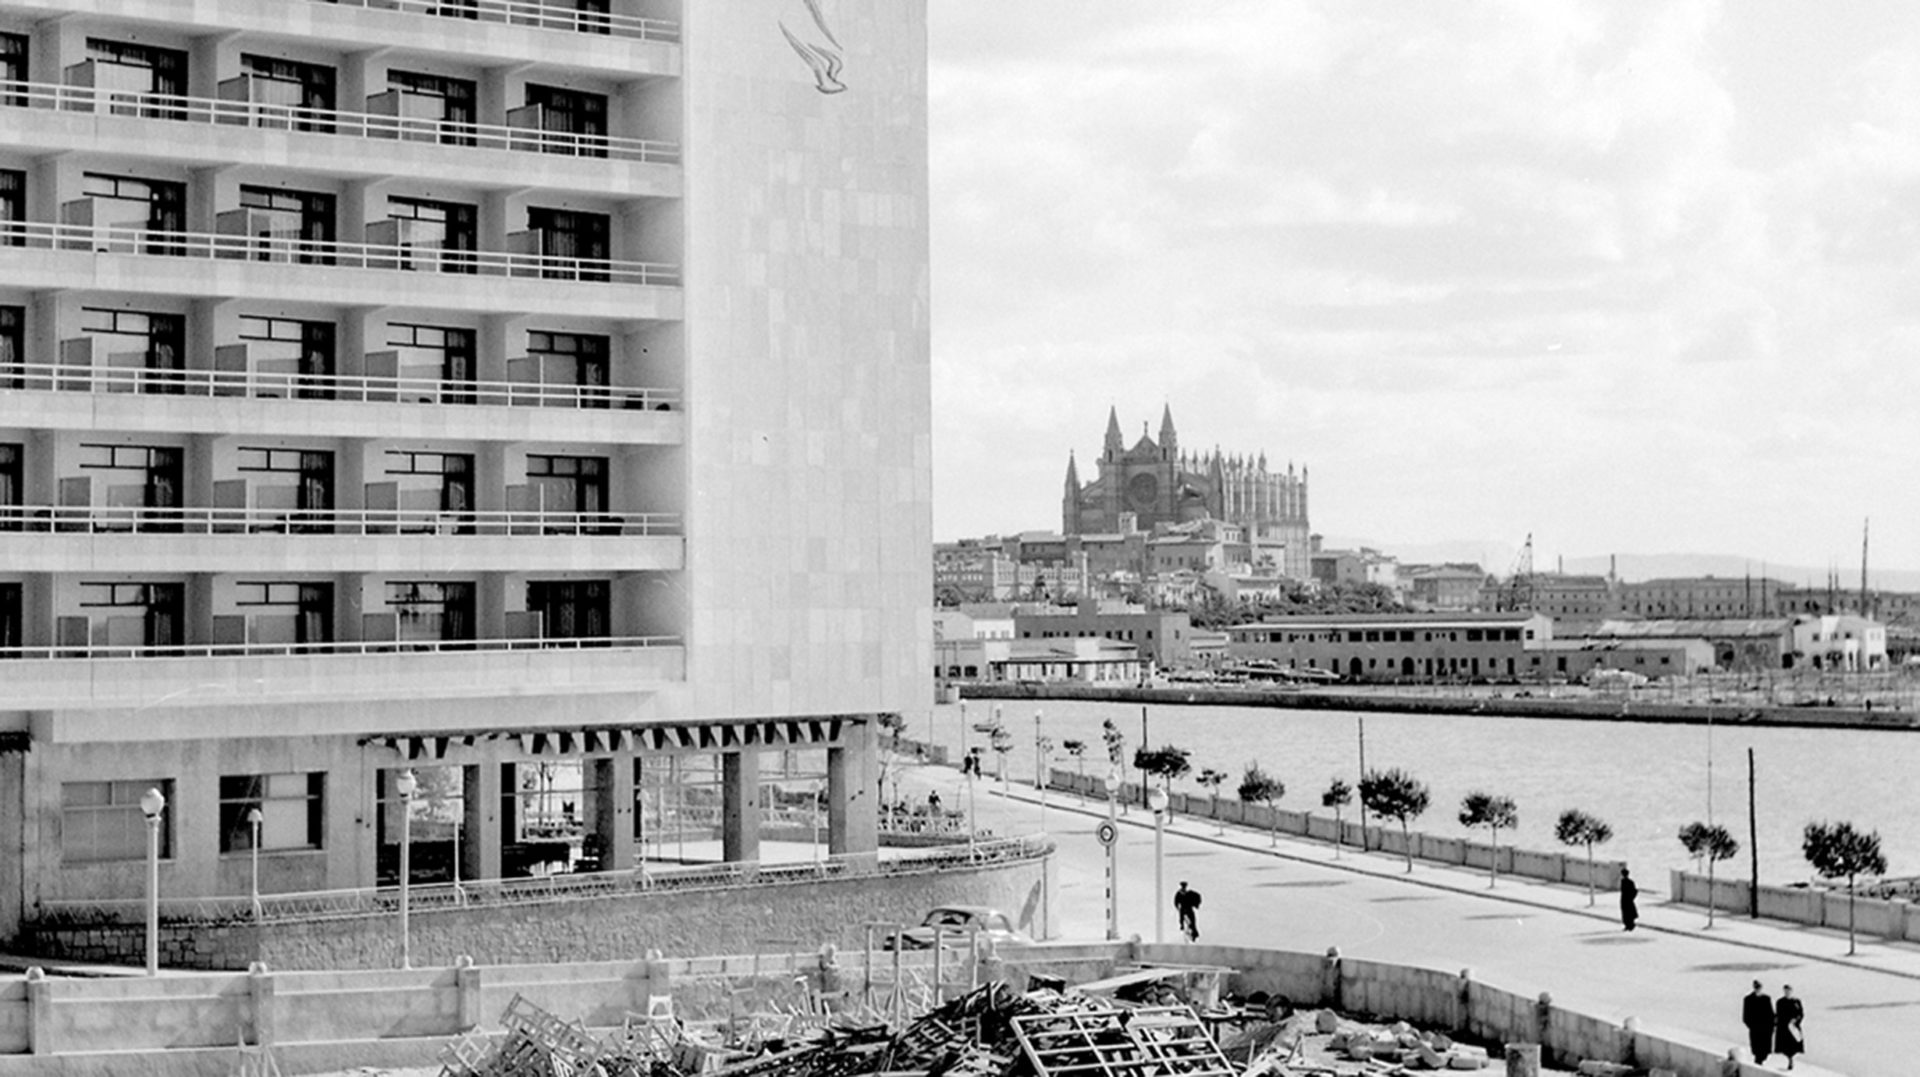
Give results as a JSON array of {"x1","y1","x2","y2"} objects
[
  {"x1": 1774, "y1": 984, "x2": 1804, "y2": 1069},
  {"x1": 1742, "y1": 980, "x2": 1774, "y2": 1064},
  {"x1": 1618, "y1": 866, "x2": 1639, "y2": 930},
  {"x1": 1173, "y1": 880, "x2": 1202, "y2": 941}
]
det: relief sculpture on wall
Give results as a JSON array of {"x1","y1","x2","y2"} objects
[{"x1": 780, "y1": 0, "x2": 847, "y2": 94}]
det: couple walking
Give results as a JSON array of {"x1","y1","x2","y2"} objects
[{"x1": 1742, "y1": 980, "x2": 1806, "y2": 1068}]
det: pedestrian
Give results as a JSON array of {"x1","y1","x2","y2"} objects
[
  {"x1": 1742, "y1": 980, "x2": 1774, "y2": 1065},
  {"x1": 927, "y1": 789, "x2": 942, "y2": 813},
  {"x1": 1618, "y1": 866, "x2": 1639, "y2": 931},
  {"x1": 1173, "y1": 880, "x2": 1202, "y2": 941},
  {"x1": 1774, "y1": 984, "x2": 1804, "y2": 1070}
]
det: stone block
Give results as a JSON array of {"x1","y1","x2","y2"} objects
[
  {"x1": 1448, "y1": 1054, "x2": 1488, "y2": 1070},
  {"x1": 1315, "y1": 1008, "x2": 1340, "y2": 1033},
  {"x1": 1576, "y1": 1062, "x2": 1632, "y2": 1077}
]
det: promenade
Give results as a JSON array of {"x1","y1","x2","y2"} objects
[{"x1": 900, "y1": 759, "x2": 1916, "y2": 1077}]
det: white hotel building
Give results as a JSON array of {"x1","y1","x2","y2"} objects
[{"x1": 0, "y1": 0, "x2": 930, "y2": 944}]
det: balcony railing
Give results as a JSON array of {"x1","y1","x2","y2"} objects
[
  {"x1": 307, "y1": 0, "x2": 680, "y2": 43},
  {"x1": 0, "y1": 79, "x2": 679, "y2": 164},
  {"x1": 34, "y1": 836, "x2": 1054, "y2": 926},
  {"x1": 0, "y1": 633, "x2": 681, "y2": 661},
  {"x1": 0, "y1": 220, "x2": 680, "y2": 287},
  {"x1": 0, "y1": 504, "x2": 680, "y2": 536},
  {"x1": 0, "y1": 359, "x2": 680, "y2": 411}
]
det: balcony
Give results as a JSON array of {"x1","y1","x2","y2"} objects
[
  {"x1": 308, "y1": 0, "x2": 680, "y2": 43},
  {"x1": 2, "y1": 79, "x2": 678, "y2": 164},
  {"x1": 2, "y1": 358, "x2": 681, "y2": 413},
  {"x1": 0, "y1": 504, "x2": 681, "y2": 537}
]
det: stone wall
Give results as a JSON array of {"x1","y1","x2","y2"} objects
[
  {"x1": 18, "y1": 854, "x2": 1055, "y2": 972},
  {"x1": 1054, "y1": 770, "x2": 1625, "y2": 892},
  {"x1": 1668, "y1": 868, "x2": 1920, "y2": 942}
]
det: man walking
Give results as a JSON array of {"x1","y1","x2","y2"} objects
[
  {"x1": 1173, "y1": 880, "x2": 1202, "y2": 941},
  {"x1": 1742, "y1": 980, "x2": 1774, "y2": 1065},
  {"x1": 1618, "y1": 866, "x2": 1639, "y2": 931}
]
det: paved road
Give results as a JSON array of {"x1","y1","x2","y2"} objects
[{"x1": 905, "y1": 764, "x2": 1915, "y2": 1077}]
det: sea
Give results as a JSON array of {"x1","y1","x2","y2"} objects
[{"x1": 921, "y1": 699, "x2": 1920, "y2": 887}]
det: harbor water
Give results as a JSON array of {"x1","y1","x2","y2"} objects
[{"x1": 921, "y1": 699, "x2": 1920, "y2": 887}]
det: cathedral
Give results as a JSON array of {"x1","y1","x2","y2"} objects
[{"x1": 1062, "y1": 406, "x2": 1312, "y2": 577}]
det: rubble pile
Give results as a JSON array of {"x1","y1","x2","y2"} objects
[{"x1": 434, "y1": 979, "x2": 1570, "y2": 1077}]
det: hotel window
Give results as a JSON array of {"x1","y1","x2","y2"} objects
[
  {"x1": 388, "y1": 322, "x2": 476, "y2": 402},
  {"x1": 79, "y1": 581, "x2": 185, "y2": 648},
  {"x1": 526, "y1": 207, "x2": 610, "y2": 281},
  {"x1": 1, "y1": 169, "x2": 21, "y2": 246},
  {"x1": 526, "y1": 454, "x2": 607, "y2": 518},
  {"x1": 80, "y1": 172, "x2": 186, "y2": 253},
  {"x1": 240, "y1": 54, "x2": 336, "y2": 131},
  {"x1": 238, "y1": 315, "x2": 335, "y2": 399},
  {"x1": 384, "y1": 450, "x2": 474, "y2": 528},
  {"x1": 388, "y1": 580, "x2": 476, "y2": 644},
  {"x1": 78, "y1": 442, "x2": 183, "y2": 531},
  {"x1": 523, "y1": 84, "x2": 608, "y2": 157},
  {"x1": 0, "y1": 582, "x2": 18, "y2": 655},
  {"x1": 237, "y1": 447, "x2": 335, "y2": 531},
  {"x1": 220, "y1": 773, "x2": 324, "y2": 853},
  {"x1": 386, "y1": 196, "x2": 477, "y2": 273},
  {"x1": 526, "y1": 330, "x2": 610, "y2": 406},
  {"x1": 528, "y1": 579, "x2": 610, "y2": 642},
  {"x1": 0, "y1": 442, "x2": 18, "y2": 530},
  {"x1": 234, "y1": 580, "x2": 333, "y2": 646},
  {"x1": 386, "y1": 70, "x2": 476, "y2": 143},
  {"x1": 2, "y1": 31, "x2": 25, "y2": 92},
  {"x1": 239, "y1": 185, "x2": 336, "y2": 264},
  {"x1": 84, "y1": 38, "x2": 186, "y2": 118},
  {"x1": 81, "y1": 306, "x2": 185, "y2": 394},
  {"x1": 62, "y1": 779, "x2": 174, "y2": 862},
  {"x1": 0, "y1": 304, "x2": 20, "y2": 387}
]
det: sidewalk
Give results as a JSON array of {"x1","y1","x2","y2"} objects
[{"x1": 990, "y1": 775, "x2": 1920, "y2": 984}]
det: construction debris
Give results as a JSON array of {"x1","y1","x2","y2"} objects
[{"x1": 437, "y1": 978, "x2": 1570, "y2": 1077}]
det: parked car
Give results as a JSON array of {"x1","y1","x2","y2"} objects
[{"x1": 883, "y1": 905, "x2": 1031, "y2": 950}]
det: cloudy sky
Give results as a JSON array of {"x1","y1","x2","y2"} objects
[{"x1": 925, "y1": 1, "x2": 1920, "y2": 574}]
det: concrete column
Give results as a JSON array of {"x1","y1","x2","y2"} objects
[
  {"x1": 721, "y1": 749, "x2": 760, "y2": 864},
  {"x1": 463, "y1": 761, "x2": 501, "y2": 883},
  {"x1": 591, "y1": 756, "x2": 634, "y2": 871},
  {"x1": 455, "y1": 955, "x2": 482, "y2": 1030},
  {"x1": 248, "y1": 963, "x2": 275, "y2": 1047},
  {"x1": 827, "y1": 719, "x2": 878, "y2": 858},
  {"x1": 24, "y1": 968, "x2": 50, "y2": 1055}
]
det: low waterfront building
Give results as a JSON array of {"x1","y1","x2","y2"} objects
[
  {"x1": 1403, "y1": 564, "x2": 1489, "y2": 611},
  {"x1": 1581, "y1": 619, "x2": 1794, "y2": 672},
  {"x1": 1790, "y1": 614, "x2": 1888, "y2": 670},
  {"x1": 937, "y1": 636, "x2": 1142, "y2": 684},
  {"x1": 1014, "y1": 603, "x2": 1194, "y2": 670},
  {"x1": 1535, "y1": 637, "x2": 1715, "y2": 680},
  {"x1": 1224, "y1": 612, "x2": 1553, "y2": 682}
]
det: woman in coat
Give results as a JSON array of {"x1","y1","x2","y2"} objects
[{"x1": 1773, "y1": 984, "x2": 1805, "y2": 1069}]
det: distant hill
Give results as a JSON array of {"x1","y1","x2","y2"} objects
[{"x1": 1323, "y1": 537, "x2": 1920, "y2": 592}]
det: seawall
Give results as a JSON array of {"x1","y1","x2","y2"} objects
[{"x1": 959, "y1": 682, "x2": 1920, "y2": 731}]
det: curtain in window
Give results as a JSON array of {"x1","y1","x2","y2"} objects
[
  {"x1": 443, "y1": 582, "x2": 475, "y2": 642},
  {"x1": 144, "y1": 584, "x2": 183, "y2": 648},
  {"x1": 297, "y1": 584, "x2": 331, "y2": 645},
  {"x1": 0, "y1": 444, "x2": 19, "y2": 532}
]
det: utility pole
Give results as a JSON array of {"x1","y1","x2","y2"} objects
[
  {"x1": 1139, "y1": 705, "x2": 1149, "y2": 809},
  {"x1": 1357, "y1": 717, "x2": 1369, "y2": 851},
  {"x1": 1748, "y1": 748, "x2": 1759, "y2": 920}
]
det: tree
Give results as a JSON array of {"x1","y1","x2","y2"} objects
[
  {"x1": 1360, "y1": 768, "x2": 1431, "y2": 873},
  {"x1": 1062, "y1": 739, "x2": 1088, "y2": 777},
  {"x1": 1197, "y1": 768, "x2": 1227, "y2": 834},
  {"x1": 1132, "y1": 745, "x2": 1193, "y2": 794},
  {"x1": 1458, "y1": 791, "x2": 1519, "y2": 888},
  {"x1": 874, "y1": 712, "x2": 907, "y2": 803},
  {"x1": 1554, "y1": 809, "x2": 1615, "y2": 907},
  {"x1": 1678, "y1": 821, "x2": 1740, "y2": 928},
  {"x1": 1321, "y1": 778, "x2": 1353, "y2": 857},
  {"x1": 1803, "y1": 821, "x2": 1889, "y2": 956},
  {"x1": 1237, "y1": 764, "x2": 1285, "y2": 847}
]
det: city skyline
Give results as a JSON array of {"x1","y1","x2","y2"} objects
[{"x1": 927, "y1": 1, "x2": 1920, "y2": 573}]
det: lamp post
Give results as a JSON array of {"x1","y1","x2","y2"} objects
[
  {"x1": 965, "y1": 760, "x2": 978, "y2": 860},
  {"x1": 812, "y1": 778, "x2": 824, "y2": 874},
  {"x1": 395, "y1": 768, "x2": 417, "y2": 970},
  {"x1": 246, "y1": 806, "x2": 264, "y2": 922},
  {"x1": 1148, "y1": 786, "x2": 1169, "y2": 944},
  {"x1": 1033, "y1": 709, "x2": 1045, "y2": 789},
  {"x1": 1104, "y1": 765, "x2": 1120, "y2": 941},
  {"x1": 139, "y1": 787, "x2": 165, "y2": 977}
]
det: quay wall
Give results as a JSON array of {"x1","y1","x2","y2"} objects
[
  {"x1": 1050, "y1": 769, "x2": 1625, "y2": 894},
  {"x1": 16, "y1": 853, "x2": 1055, "y2": 973},
  {"x1": 0, "y1": 939, "x2": 1771, "y2": 1076},
  {"x1": 961, "y1": 682, "x2": 1920, "y2": 731},
  {"x1": 1668, "y1": 869, "x2": 1920, "y2": 943}
]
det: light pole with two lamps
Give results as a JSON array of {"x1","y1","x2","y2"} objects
[
  {"x1": 140, "y1": 787, "x2": 166, "y2": 976},
  {"x1": 394, "y1": 768, "x2": 417, "y2": 970},
  {"x1": 1148, "y1": 786, "x2": 1168, "y2": 944}
]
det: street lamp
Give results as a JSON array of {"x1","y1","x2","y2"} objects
[
  {"x1": 395, "y1": 768, "x2": 417, "y2": 970},
  {"x1": 1033, "y1": 709, "x2": 1045, "y2": 789},
  {"x1": 1104, "y1": 765, "x2": 1120, "y2": 941},
  {"x1": 965, "y1": 758, "x2": 978, "y2": 860},
  {"x1": 1148, "y1": 786, "x2": 1169, "y2": 944},
  {"x1": 812, "y1": 778, "x2": 824, "y2": 874},
  {"x1": 139, "y1": 787, "x2": 165, "y2": 977},
  {"x1": 246, "y1": 806, "x2": 264, "y2": 922}
]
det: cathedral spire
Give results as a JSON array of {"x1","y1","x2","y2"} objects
[
  {"x1": 1103, "y1": 406, "x2": 1124, "y2": 461},
  {"x1": 1158, "y1": 404, "x2": 1178, "y2": 457},
  {"x1": 1064, "y1": 451, "x2": 1080, "y2": 491}
]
